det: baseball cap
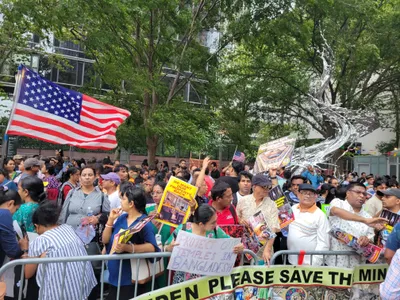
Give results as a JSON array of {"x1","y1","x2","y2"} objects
[
  {"x1": 252, "y1": 174, "x2": 272, "y2": 187},
  {"x1": 299, "y1": 184, "x2": 317, "y2": 193},
  {"x1": 380, "y1": 188, "x2": 400, "y2": 199},
  {"x1": 13, "y1": 154, "x2": 23, "y2": 160},
  {"x1": 24, "y1": 158, "x2": 41, "y2": 169},
  {"x1": 100, "y1": 172, "x2": 121, "y2": 185}
]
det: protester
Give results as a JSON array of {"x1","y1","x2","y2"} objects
[
  {"x1": 284, "y1": 175, "x2": 305, "y2": 205},
  {"x1": 41, "y1": 163, "x2": 61, "y2": 201},
  {"x1": 301, "y1": 165, "x2": 323, "y2": 189},
  {"x1": 148, "y1": 165, "x2": 157, "y2": 178},
  {"x1": 115, "y1": 164, "x2": 129, "y2": 183},
  {"x1": 3, "y1": 158, "x2": 18, "y2": 181},
  {"x1": 287, "y1": 184, "x2": 330, "y2": 266},
  {"x1": 128, "y1": 166, "x2": 139, "y2": 184},
  {"x1": 215, "y1": 161, "x2": 244, "y2": 194},
  {"x1": 210, "y1": 162, "x2": 220, "y2": 179},
  {"x1": 57, "y1": 167, "x2": 80, "y2": 207},
  {"x1": 143, "y1": 177, "x2": 155, "y2": 204},
  {"x1": 210, "y1": 181, "x2": 239, "y2": 225},
  {"x1": 178, "y1": 159, "x2": 187, "y2": 170},
  {"x1": 59, "y1": 167, "x2": 110, "y2": 229},
  {"x1": 165, "y1": 204, "x2": 244, "y2": 283},
  {"x1": 101, "y1": 172, "x2": 121, "y2": 209},
  {"x1": 236, "y1": 174, "x2": 280, "y2": 263},
  {"x1": 14, "y1": 176, "x2": 45, "y2": 232},
  {"x1": 328, "y1": 177, "x2": 339, "y2": 188},
  {"x1": 385, "y1": 223, "x2": 400, "y2": 264},
  {"x1": 0, "y1": 168, "x2": 17, "y2": 191},
  {"x1": 103, "y1": 186, "x2": 160, "y2": 299},
  {"x1": 136, "y1": 169, "x2": 149, "y2": 185},
  {"x1": 326, "y1": 183, "x2": 383, "y2": 267},
  {"x1": 364, "y1": 175, "x2": 374, "y2": 189},
  {"x1": 21, "y1": 158, "x2": 41, "y2": 180},
  {"x1": 380, "y1": 249, "x2": 400, "y2": 299},
  {"x1": 317, "y1": 183, "x2": 335, "y2": 205},
  {"x1": 25, "y1": 202, "x2": 97, "y2": 300},
  {"x1": 232, "y1": 171, "x2": 253, "y2": 207},
  {"x1": 0, "y1": 188, "x2": 28, "y2": 265},
  {"x1": 364, "y1": 180, "x2": 387, "y2": 216}
]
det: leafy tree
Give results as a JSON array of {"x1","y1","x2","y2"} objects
[
  {"x1": 220, "y1": 0, "x2": 400, "y2": 141},
  {"x1": 6, "y1": 0, "x2": 221, "y2": 163}
]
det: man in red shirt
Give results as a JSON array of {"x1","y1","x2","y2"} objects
[{"x1": 209, "y1": 181, "x2": 239, "y2": 225}]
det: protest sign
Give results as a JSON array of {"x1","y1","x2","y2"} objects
[
  {"x1": 156, "y1": 176, "x2": 198, "y2": 228},
  {"x1": 248, "y1": 211, "x2": 276, "y2": 245},
  {"x1": 219, "y1": 224, "x2": 262, "y2": 261},
  {"x1": 329, "y1": 227, "x2": 382, "y2": 263},
  {"x1": 110, "y1": 215, "x2": 155, "y2": 254},
  {"x1": 167, "y1": 230, "x2": 240, "y2": 276},
  {"x1": 135, "y1": 264, "x2": 387, "y2": 300},
  {"x1": 268, "y1": 185, "x2": 295, "y2": 229},
  {"x1": 253, "y1": 136, "x2": 296, "y2": 174},
  {"x1": 380, "y1": 209, "x2": 400, "y2": 233}
]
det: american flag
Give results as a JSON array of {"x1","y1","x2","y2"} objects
[
  {"x1": 233, "y1": 151, "x2": 245, "y2": 162},
  {"x1": 6, "y1": 66, "x2": 130, "y2": 150}
]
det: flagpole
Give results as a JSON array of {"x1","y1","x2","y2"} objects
[
  {"x1": 1, "y1": 65, "x2": 24, "y2": 160},
  {"x1": 231, "y1": 145, "x2": 238, "y2": 163}
]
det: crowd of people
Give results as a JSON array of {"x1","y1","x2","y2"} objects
[{"x1": 0, "y1": 152, "x2": 399, "y2": 299}]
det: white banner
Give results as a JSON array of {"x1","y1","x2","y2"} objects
[{"x1": 167, "y1": 230, "x2": 240, "y2": 276}]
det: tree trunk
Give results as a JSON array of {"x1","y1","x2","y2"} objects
[{"x1": 146, "y1": 135, "x2": 158, "y2": 165}]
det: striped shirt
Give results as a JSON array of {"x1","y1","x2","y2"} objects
[
  {"x1": 380, "y1": 249, "x2": 400, "y2": 300},
  {"x1": 29, "y1": 224, "x2": 97, "y2": 300}
]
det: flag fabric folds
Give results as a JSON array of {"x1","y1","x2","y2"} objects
[
  {"x1": 233, "y1": 151, "x2": 246, "y2": 162},
  {"x1": 6, "y1": 66, "x2": 130, "y2": 150}
]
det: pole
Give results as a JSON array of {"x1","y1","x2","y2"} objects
[{"x1": 2, "y1": 65, "x2": 24, "y2": 159}]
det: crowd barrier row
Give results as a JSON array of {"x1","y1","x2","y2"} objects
[
  {"x1": 270, "y1": 250, "x2": 359, "y2": 266},
  {"x1": 0, "y1": 250, "x2": 259, "y2": 300}
]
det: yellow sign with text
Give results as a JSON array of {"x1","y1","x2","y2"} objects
[{"x1": 135, "y1": 265, "x2": 387, "y2": 300}]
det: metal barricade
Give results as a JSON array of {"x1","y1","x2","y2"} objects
[
  {"x1": 0, "y1": 249, "x2": 257, "y2": 300},
  {"x1": 270, "y1": 250, "x2": 359, "y2": 267}
]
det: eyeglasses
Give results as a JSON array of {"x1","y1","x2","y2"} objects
[
  {"x1": 349, "y1": 190, "x2": 368, "y2": 197},
  {"x1": 261, "y1": 185, "x2": 271, "y2": 190}
]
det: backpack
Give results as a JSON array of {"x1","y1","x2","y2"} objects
[{"x1": 57, "y1": 181, "x2": 74, "y2": 207}]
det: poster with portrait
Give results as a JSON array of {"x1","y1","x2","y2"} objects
[
  {"x1": 156, "y1": 176, "x2": 198, "y2": 228},
  {"x1": 253, "y1": 136, "x2": 296, "y2": 174}
]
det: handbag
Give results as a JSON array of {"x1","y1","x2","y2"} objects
[{"x1": 130, "y1": 257, "x2": 164, "y2": 284}]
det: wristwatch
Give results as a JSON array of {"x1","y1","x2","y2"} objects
[{"x1": 22, "y1": 249, "x2": 28, "y2": 253}]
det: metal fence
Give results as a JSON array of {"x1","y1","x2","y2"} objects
[
  {"x1": 270, "y1": 250, "x2": 359, "y2": 267},
  {"x1": 0, "y1": 250, "x2": 258, "y2": 300}
]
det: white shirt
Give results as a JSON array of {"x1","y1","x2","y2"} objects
[
  {"x1": 108, "y1": 190, "x2": 120, "y2": 209},
  {"x1": 326, "y1": 198, "x2": 375, "y2": 268},
  {"x1": 287, "y1": 204, "x2": 330, "y2": 266},
  {"x1": 364, "y1": 195, "x2": 382, "y2": 217}
]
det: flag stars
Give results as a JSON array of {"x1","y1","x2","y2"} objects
[
  {"x1": 24, "y1": 91, "x2": 29, "y2": 96},
  {"x1": 47, "y1": 94, "x2": 52, "y2": 98},
  {"x1": 48, "y1": 86, "x2": 52, "y2": 90},
  {"x1": 35, "y1": 96, "x2": 40, "y2": 101},
  {"x1": 53, "y1": 91, "x2": 58, "y2": 96},
  {"x1": 26, "y1": 83, "x2": 30, "y2": 88},
  {"x1": 31, "y1": 82, "x2": 36, "y2": 87},
  {"x1": 46, "y1": 101, "x2": 50, "y2": 105},
  {"x1": 30, "y1": 90, "x2": 36, "y2": 94},
  {"x1": 43, "y1": 87, "x2": 47, "y2": 92},
  {"x1": 74, "y1": 118, "x2": 78, "y2": 122},
  {"x1": 40, "y1": 103, "x2": 44, "y2": 107},
  {"x1": 26, "y1": 75, "x2": 31, "y2": 80},
  {"x1": 44, "y1": 107, "x2": 49, "y2": 111},
  {"x1": 42, "y1": 95, "x2": 46, "y2": 100},
  {"x1": 29, "y1": 97, "x2": 34, "y2": 101},
  {"x1": 23, "y1": 99, "x2": 27, "y2": 103},
  {"x1": 37, "y1": 88, "x2": 41, "y2": 93},
  {"x1": 64, "y1": 114, "x2": 68, "y2": 118},
  {"x1": 55, "y1": 111, "x2": 59, "y2": 115},
  {"x1": 34, "y1": 104, "x2": 38, "y2": 108}
]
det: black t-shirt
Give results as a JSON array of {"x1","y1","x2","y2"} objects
[{"x1": 215, "y1": 176, "x2": 239, "y2": 193}]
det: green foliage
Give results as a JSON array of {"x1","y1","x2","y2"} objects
[
  {"x1": 219, "y1": 0, "x2": 400, "y2": 142},
  {"x1": 376, "y1": 139, "x2": 398, "y2": 155}
]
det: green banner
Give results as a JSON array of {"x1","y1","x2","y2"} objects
[{"x1": 135, "y1": 265, "x2": 387, "y2": 300}]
